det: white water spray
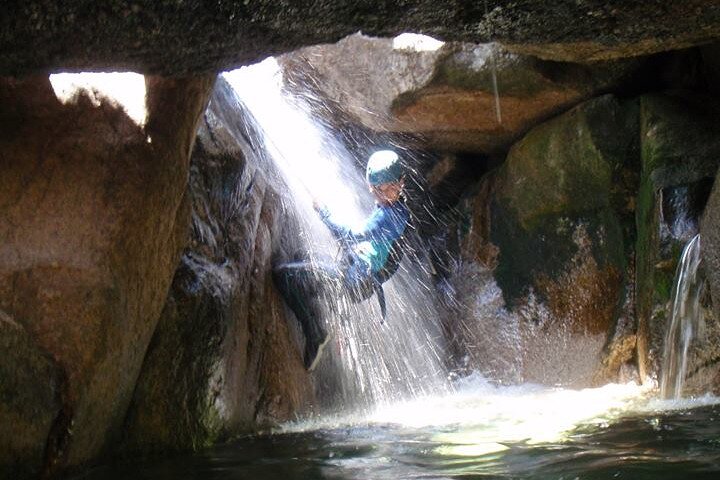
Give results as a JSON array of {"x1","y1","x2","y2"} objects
[
  {"x1": 281, "y1": 375, "x2": 657, "y2": 453},
  {"x1": 218, "y1": 56, "x2": 718, "y2": 455},
  {"x1": 660, "y1": 233, "x2": 705, "y2": 399},
  {"x1": 224, "y1": 58, "x2": 451, "y2": 411}
]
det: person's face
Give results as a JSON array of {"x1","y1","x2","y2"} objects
[{"x1": 370, "y1": 178, "x2": 404, "y2": 205}]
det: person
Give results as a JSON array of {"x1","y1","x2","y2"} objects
[{"x1": 273, "y1": 149, "x2": 410, "y2": 371}]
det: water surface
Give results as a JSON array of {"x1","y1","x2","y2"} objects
[{"x1": 77, "y1": 380, "x2": 720, "y2": 479}]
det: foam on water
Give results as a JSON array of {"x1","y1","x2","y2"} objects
[{"x1": 280, "y1": 373, "x2": 720, "y2": 459}]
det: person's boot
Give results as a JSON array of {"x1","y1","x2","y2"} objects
[
  {"x1": 304, "y1": 320, "x2": 331, "y2": 372},
  {"x1": 273, "y1": 262, "x2": 330, "y2": 371}
]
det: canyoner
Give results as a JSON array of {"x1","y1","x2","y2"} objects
[{"x1": 273, "y1": 149, "x2": 410, "y2": 370}]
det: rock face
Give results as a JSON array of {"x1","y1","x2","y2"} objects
[
  {"x1": 702, "y1": 43, "x2": 720, "y2": 93},
  {"x1": 121, "y1": 78, "x2": 314, "y2": 452},
  {"x1": 0, "y1": 74, "x2": 213, "y2": 477},
  {"x1": 0, "y1": 311, "x2": 62, "y2": 479},
  {"x1": 283, "y1": 34, "x2": 641, "y2": 153},
  {"x1": 637, "y1": 93, "x2": 720, "y2": 384},
  {"x1": 496, "y1": 1, "x2": 720, "y2": 62},
  {"x1": 3, "y1": 1, "x2": 720, "y2": 74},
  {"x1": 441, "y1": 95, "x2": 639, "y2": 386}
]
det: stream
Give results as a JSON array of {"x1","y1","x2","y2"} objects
[{"x1": 77, "y1": 380, "x2": 720, "y2": 479}]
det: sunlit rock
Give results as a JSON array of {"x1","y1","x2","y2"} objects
[
  {"x1": 442, "y1": 95, "x2": 640, "y2": 386},
  {"x1": 281, "y1": 33, "x2": 642, "y2": 154},
  {"x1": 0, "y1": 73, "x2": 213, "y2": 476},
  {"x1": 122, "y1": 77, "x2": 314, "y2": 453}
]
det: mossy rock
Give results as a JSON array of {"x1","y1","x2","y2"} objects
[
  {"x1": 496, "y1": 94, "x2": 639, "y2": 231},
  {"x1": 488, "y1": 94, "x2": 638, "y2": 312},
  {"x1": 641, "y1": 93, "x2": 720, "y2": 187},
  {"x1": 491, "y1": 201, "x2": 625, "y2": 309},
  {"x1": 121, "y1": 256, "x2": 233, "y2": 452},
  {"x1": 636, "y1": 92, "x2": 720, "y2": 380}
]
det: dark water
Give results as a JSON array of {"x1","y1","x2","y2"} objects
[{"x1": 75, "y1": 400, "x2": 720, "y2": 480}]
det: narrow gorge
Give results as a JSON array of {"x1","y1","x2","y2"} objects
[{"x1": 3, "y1": 2, "x2": 720, "y2": 479}]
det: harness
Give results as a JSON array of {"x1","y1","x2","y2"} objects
[
  {"x1": 370, "y1": 237, "x2": 406, "y2": 321},
  {"x1": 329, "y1": 197, "x2": 412, "y2": 323}
]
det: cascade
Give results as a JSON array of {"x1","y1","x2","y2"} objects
[
  {"x1": 659, "y1": 233, "x2": 705, "y2": 399},
  {"x1": 223, "y1": 58, "x2": 451, "y2": 412}
]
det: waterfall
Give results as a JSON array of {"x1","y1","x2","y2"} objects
[
  {"x1": 223, "y1": 58, "x2": 451, "y2": 412},
  {"x1": 660, "y1": 233, "x2": 704, "y2": 399}
]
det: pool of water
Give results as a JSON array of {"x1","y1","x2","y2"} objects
[{"x1": 75, "y1": 379, "x2": 720, "y2": 480}]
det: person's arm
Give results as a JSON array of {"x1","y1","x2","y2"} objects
[
  {"x1": 316, "y1": 203, "x2": 408, "y2": 243},
  {"x1": 315, "y1": 204, "x2": 355, "y2": 240}
]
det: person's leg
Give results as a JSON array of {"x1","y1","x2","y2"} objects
[
  {"x1": 272, "y1": 260, "x2": 336, "y2": 370},
  {"x1": 341, "y1": 258, "x2": 375, "y2": 304}
]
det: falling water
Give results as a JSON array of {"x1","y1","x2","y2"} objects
[
  {"x1": 660, "y1": 233, "x2": 704, "y2": 399},
  {"x1": 223, "y1": 58, "x2": 451, "y2": 411}
]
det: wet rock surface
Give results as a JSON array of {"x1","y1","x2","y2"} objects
[
  {"x1": 122, "y1": 78, "x2": 314, "y2": 452},
  {"x1": 3, "y1": 1, "x2": 720, "y2": 74},
  {"x1": 0, "y1": 74, "x2": 213, "y2": 475},
  {"x1": 441, "y1": 95, "x2": 640, "y2": 386},
  {"x1": 638, "y1": 93, "x2": 720, "y2": 383}
]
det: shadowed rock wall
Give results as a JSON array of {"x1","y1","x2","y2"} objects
[
  {"x1": 2, "y1": 1, "x2": 720, "y2": 75},
  {"x1": 637, "y1": 93, "x2": 720, "y2": 384},
  {"x1": 121, "y1": 78, "x2": 314, "y2": 453},
  {"x1": 0, "y1": 74, "x2": 213, "y2": 477}
]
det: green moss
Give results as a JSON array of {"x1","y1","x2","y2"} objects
[
  {"x1": 640, "y1": 94, "x2": 720, "y2": 188},
  {"x1": 491, "y1": 196, "x2": 625, "y2": 307},
  {"x1": 633, "y1": 93, "x2": 720, "y2": 376},
  {"x1": 390, "y1": 90, "x2": 421, "y2": 113},
  {"x1": 196, "y1": 397, "x2": 224, "y2": 449},
  {"x1": 654, "y1": 269, "x2": 673, "y2": 303},
  {"x1": 592, "y1": 207, "x2": 626, "y2": 272},
  {"x1": 488, "y1": 95, "x2": 638, "y2": 308},
  {"x1": 634, "y1": 178, "x2": 657, "y2": 312},
  {"x1": 497, "y1": 97, "x2": 622, "y2": 230}
]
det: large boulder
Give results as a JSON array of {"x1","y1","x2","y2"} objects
[
  {"x1": 282, "y1": 34, "x2": 641, "y2": 154},
  {"x1": 442, "y1": 95, "x2": 639, "y2": 386},
  {"x1": 3, "y1": 1, "x2": 720, "y2": 74},
  {"x1": 0, "y1": 74, "x2": 213, "y2": 476},
  {"x1": 637, "y1": 93, "x2": 720, "y2": 386},
  {"x1": 121, "y1": 78, "x2": 314, "y2": 452}
]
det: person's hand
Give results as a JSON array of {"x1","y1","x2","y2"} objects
[{"x1": 312, "y1": 197, "x2": 323, "y2": 212}]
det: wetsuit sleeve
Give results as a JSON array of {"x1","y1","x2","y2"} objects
[
  {"x1": 317, "y1": 204, "x2": 408, "y2": 243},
  {"x1": 316, "y1": 206, "x2": 354, "y2": 240}
]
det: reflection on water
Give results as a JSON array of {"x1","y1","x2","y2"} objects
[{"x1": 77, "y1": 379, "x2": 720, "y2": 479}]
